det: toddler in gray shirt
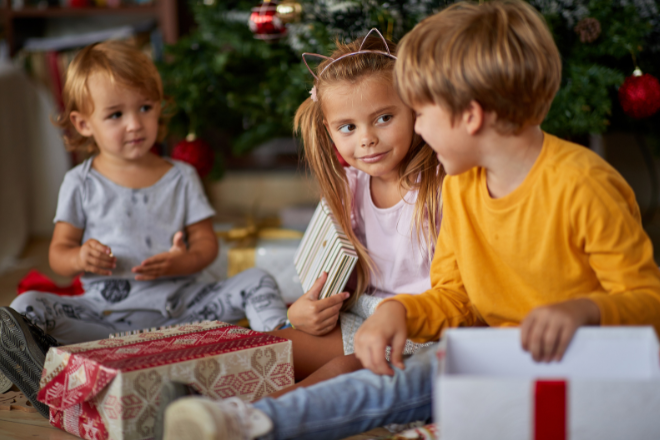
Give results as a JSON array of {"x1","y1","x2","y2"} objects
[
  {"x1": 0, "y1": 41, "x2": 289, "y2": 419},
  {"x1": 11, "y1": 157, "x2": 288, "y2": 344}
]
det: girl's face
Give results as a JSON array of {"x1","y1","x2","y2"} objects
[
  {"x1": 71, "y1": 72, "x2": 160, "y2": 163},
  {"x1": 322, "y1": 76, "x2": 414, "y2": 182}
]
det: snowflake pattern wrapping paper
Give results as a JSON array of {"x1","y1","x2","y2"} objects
[{"x1": 38, "y1": 321, "x2": 293, "y2": 440}]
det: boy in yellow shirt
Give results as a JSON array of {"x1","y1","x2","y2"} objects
[
  {"x1": 161, "y1": 2, "x2": 660, "y2": 439},
  {"x1": 355, "y1": 0, "x2": 660, "y2": 372}
]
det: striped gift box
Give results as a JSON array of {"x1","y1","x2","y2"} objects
[{"x1": 294, "y1": 200, "x2": 358, "y2": 299}]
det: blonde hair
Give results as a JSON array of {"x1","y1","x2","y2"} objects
[
  {"x1": 54, "y1": 41, "x2": 170, "y2": 153},
  {"x1": 294, "y1": 35, "x2": 445, "y2": 309},
  {"x1": 395, "y1": 0, "x2": 562, "y2": 134}
]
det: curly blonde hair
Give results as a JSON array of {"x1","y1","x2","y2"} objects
[{"x1": 54, "y1": 41, "x2": 170, "y2": 153}]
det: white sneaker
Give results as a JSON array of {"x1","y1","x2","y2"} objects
[{"x1": 163, "y1": 396, "x2": 273, "y2": 440}]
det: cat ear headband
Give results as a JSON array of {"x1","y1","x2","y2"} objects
[{"x1": 302, "y1": 28, "x2": 397, "y2": 102}]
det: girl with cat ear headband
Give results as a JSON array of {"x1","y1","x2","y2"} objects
[{"x1": 265, "y1": 28, "x2": 445, "y2": 395}]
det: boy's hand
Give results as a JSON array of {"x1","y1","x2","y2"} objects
[
  {"x1": 78, "y1": 239, "x2": 116, "y2": 276},
  {"x1": 521, "y1": 298, "x2": 601, "y2": 362},
  {"x1": 287, "y1": 272, "x2": 350, "y2": 336},
  {"x1": 354, "y1": 301, "x2": 408, "y2": 376},
  {"x1": 131, "y1": 231, "x2": 187, "y2": 281}
]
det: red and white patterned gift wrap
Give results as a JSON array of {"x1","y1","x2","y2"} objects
[{"x1": 38, "y1": 321, "x2": 294, "y2": 440}]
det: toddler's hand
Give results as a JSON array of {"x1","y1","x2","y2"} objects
[
  {"x1": 287, "y1": 272, "x2": 350, "y2": 336},
  {"x1": 78, "y1": 239, "x2": 116, "y2": 276},
  {"x1": 131, "y1": 231, "x2": 187, "y2": 281},
  {"x1": 521, "y1": 298, "x2": 601, "y2": 363},
  {"x1": 354, "y1": 301, "x2": 408, "y2": 376}
]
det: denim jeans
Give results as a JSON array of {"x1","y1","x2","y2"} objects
[{"x1": 253, "y1": 343, "x2": 439, "y2": 440}]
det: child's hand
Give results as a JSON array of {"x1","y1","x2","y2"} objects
[
  {"x1": 131, "y1": 231, "x2": 187, "y2": 281},
  {"x1": 354, "y1": 301, "x2": 408, "y2": 376},
  {"x1": 287, "y1": 272, "x2": 350, "y2": 336},
  {"x1": 521, "y1": 298, "x2": 601, "y2": 362},
  {"x1": 78, "y1": 239, "x2": 116, "y2": 276}
]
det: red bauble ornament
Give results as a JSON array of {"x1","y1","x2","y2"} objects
[
  {"x1": 249, "y1": 0, "x2": 287, "y2": 41},
  {"x1": 171, "y1": 135, "x2": 215, "y2": 178},
  {"x1": 618, "y1": 68, "x2": 660, "y2": 119}
]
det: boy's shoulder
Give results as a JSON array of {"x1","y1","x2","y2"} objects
[
  {"x1": 541, "y1": 133, "x2": 615, "y2": 179},
  {"x1": 449, "y1": 133, "x2": 628, "y2": 194}
]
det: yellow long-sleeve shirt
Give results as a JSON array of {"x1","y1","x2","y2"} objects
[{"x1": 387, "y1": 133, "x2": 660, "y2": 343}]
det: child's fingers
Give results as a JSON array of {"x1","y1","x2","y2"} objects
[
  {"x1": 528, "y1": 319, "x2": 549, "y2": 362},
  {"x1": 172, "y1": 231, "x2": 185, "y2": 246},
  {"x1": 133, "y1": 256, "x2": 168, "y2": 273},
  {"x1": 358, "y1": 338, "x2": 394, "y2": 376},
  {"x1": 554, "y1": 325, "x2": 576, "y2": 362},
  {"x1": 372, "y1": 346, "x2": 395, "y2": 376},
  {"x1": 316, "y1": 294, "x2": 348, "y2": 314},
  {"x1": 390, "y1": 331, "x2": 407, "y2": 370},
  {"x1": 133, "y1": 263, "x2": 165, "y2": 275},
  {"x1": 542, "y1": 324, "x2": 562, "y2": 363},
  {"x1": 305, "y1": 272, "x2": 328, "y2": 299},
  {"x1": 87, "y1": 255, "x2": 115, "y2": 269},
  {"x1": 89, "y1": 247, "x2": 115, "y2": 262},
  {"x1": 140, "y1": 254, "x2": 167, "y2": 267},
  {"x1": 317, "y1": 314, "x2": 339, "y2": 329},
  {"x1": 88, "y1": 239, "x2": 112, "y2": 255},
  {"x1": 133, "y1": 263, "x2": 164, "y2": 277},
  {"x1": 520, "y1": 313, "x2": 535, "y2": 351},
  {"x1": 169, "y1": 232, "x2": 186, "y2": 253},
  {"x1": 315, "y1": 306, "x2": 342, "y2": 324}
]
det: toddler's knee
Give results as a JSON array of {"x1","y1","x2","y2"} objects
[{"x1": 236, "y1": 268, "x2": 278, "y2": 287}]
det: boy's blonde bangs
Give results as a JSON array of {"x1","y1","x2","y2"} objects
[
  {"x1": 56, "y1": 41, "x2": 168, "y2": 153},
  {"x1": 395, "y1": 0, "x2": 562, "y2": 134}
]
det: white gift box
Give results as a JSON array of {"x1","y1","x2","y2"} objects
[
  {"x1": 436, "y1": 327, "x2": 660, "y2": 440},
  {"x1": 205, "y1": 224, "x2": 305, "y2": 304}
]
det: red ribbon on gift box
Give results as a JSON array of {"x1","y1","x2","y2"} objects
[{"x1": 535, "y1": 380, "x2": 567, "y2": 440}]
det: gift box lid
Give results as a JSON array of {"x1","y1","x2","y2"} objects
[
  {"x1": 436, "y1": 328, "x2": 660, "y2": 440},
  {"x1": 38, "y1": 321, "x2": 289, "y2": 411},
  {"x1": 438, "y1": 326, "x2": 660, "y2": 379}
]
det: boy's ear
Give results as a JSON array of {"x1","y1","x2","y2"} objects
[
  {"x1": 463, "y1": 100, "x2": 485, "y2": 135},
  {"x1": 70, "y1": 111, "x2": 93, "y2": 137}
]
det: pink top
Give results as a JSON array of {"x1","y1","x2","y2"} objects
[{"x1": 347, "y1": 167, "x2": 436, "y2": 299}]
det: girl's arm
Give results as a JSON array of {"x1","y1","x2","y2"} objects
[
  {"x1": 49, "y1": 222, "x2": 116, "y2": 277},
  {"x1": 131, "y1": 218, "x2": 218, "y2": 280}
]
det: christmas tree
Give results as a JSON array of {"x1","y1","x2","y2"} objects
[{"x1": 159, "y1": 0, "x2": 660, "y2": 178}]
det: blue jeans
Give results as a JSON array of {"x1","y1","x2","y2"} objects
[{"x1": 253, "y1": 343, "x2": 438, "y2": 440}]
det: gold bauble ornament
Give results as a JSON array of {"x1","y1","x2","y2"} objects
[{"x1": 276, "y1": 0, "x2": 302, "y2": 24}]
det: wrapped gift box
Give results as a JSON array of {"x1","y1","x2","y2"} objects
[
  {"x1": 436, "y1": 327, "x2": 660, "y2": 440},
  {"x1": 38, "y1": 321, "x2": 293, "y2": 440}
]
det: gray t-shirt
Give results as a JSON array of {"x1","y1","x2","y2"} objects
[{"x1": 54, "y1": 157, "x2": 216, "y2": 315}]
